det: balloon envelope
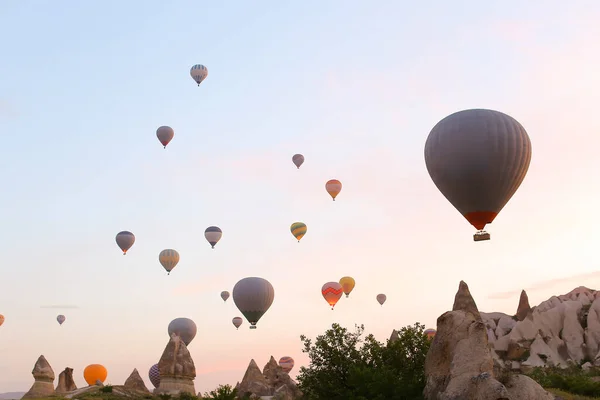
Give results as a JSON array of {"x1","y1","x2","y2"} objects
[
  {"x1": 424, "y1": 328, "x2": 437, "y2": 339},
  {"x1": 376, "y1": 294, "x2": 387, "y2": 305},
  {"x1": 0, "y1": 314, "x2": 4, "y2": 327},
  {"x1": 232, "y1": 316, "x2": 243, "y2": 329},
  {"x1": 148, "y1": 364, "x2": 160, "y2": 388},
  {"x1": 116, "y1": 231, "x2": 135, "y2": 255},
  {"x1": 57, "y1": 315, "x2": 66, "y2": 325},
  {"x1": 233, "y1": 277, "x2": 275, "y2": 329},
  {"x1": 156, "y1": 126, "x2": 174, "y2": 148},
  {"x1": 321, "y1": 282, "x2": 343, "y2": 309},
  {"x1": 339, "y1": 276, "x2": 355, "y2": 298},
  {"x1": 221, "y1": 291, "x2": 230, "y2": 302},
  {"x1": 159, "y1": 249, "x2": 180, "y2": 274},
  {"x1": 325, "y1": 179, "x2": 342, "y2": 201},
  {"x1": 292, "y1": 154, "x2": 304, "y2": 169},
  {"x1": 290, "y1": 222, "x2": 307, "y2": 242},
  {"x1": 205, "y1": 226, "x2": 222, "y2": 248},
  {"x1": 190, "y1": 64, "x2": 208, "y2": 86},
  {"x1": 279, "y1": 356, "x2": 295, "y2": 373},
  {"x1": 424, "y1": 109, "x2": 532, "y2": 236},
  {"x1": 168, "y1": 317, "x2": 197, "y2": 346},
  {"x1": 83, "y1": 364, "x2": 107, "y2": 386}
]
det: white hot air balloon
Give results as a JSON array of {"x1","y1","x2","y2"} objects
[
  {"x1": 424, "y1": 109, "x2": 532, "y2": 241},
  {"x1": 190, "y1": 64, "x2": 208, "y2": 86}
]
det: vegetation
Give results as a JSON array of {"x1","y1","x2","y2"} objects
[
  {"x1": 527, "y1": 366, "x2": 600, "y2": 397},
  {"x1": 546, "y1": 388, "x2": 600, "y2": 400},
  {"x1": 297, "y1": 322, "x2": 430, "y2": 400},
  {"x1": 202, "y1": 384, "x2": 237, "y2": 399}
]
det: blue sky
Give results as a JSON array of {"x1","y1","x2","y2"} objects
[{"x1": 1, "y1": 0, "x2": 600, "y2": 394}]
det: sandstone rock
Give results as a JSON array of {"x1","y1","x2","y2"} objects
[
  {"x1": 56, "y1": 367, "x2": 77, "y2": 393},
  {"x1": 262, "y1": 356, "x2": 301, "y2": 400},
  {"x1": 453, "y1": 280, "x2": 481, "y2": 321},
  {"x1": 124, "y1": 368, "x2": 150, "y2": 393},
  {"x1": 238, "y1": 359, "x2": 271, "y2": 398},
  {"x1": 95, "y1": 379, "x2": 104, "y2": 386},
  {"x1": 516, "y1": 290, "x2": 531, "y2": 322},
  {"x1": 495, "y1": 315, "x2": 516, "y2": 338},
  {"x1": 504, "y1": 374, "x2": 554, "y2": 399},
  {"x1": 156, "y1": 333, "x2": 196, "y2": 395},
  {"x1": 22, "y1": 355, "x2": 56, "y2": 399},
  {"x1": 389, "y1": 329, "x2": 399, "y2": 343}
]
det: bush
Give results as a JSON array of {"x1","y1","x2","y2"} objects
[
  {"x1": 527, "y1": 366, "x2": 600, "y2": 397},
  {"x1": 202, "y1": 384, "x2": 237, "y2": 400},
  {"x1": 100, "y1": 385, "x2": 113, "y2": 393}
]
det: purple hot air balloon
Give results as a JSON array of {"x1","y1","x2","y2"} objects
[
  {"x1": 148, "y1": 364, "x2": 160, "y2": 389},
  {"x1": 57, "y1": 315, "x2": 66, "y2": 326}
]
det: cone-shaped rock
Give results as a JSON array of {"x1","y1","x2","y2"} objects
[
  {"x1": 156, "y1": 333, "x2": 196, "y2": 395},
  {"x1": 389, "y1": 329, "x2": 399, "y2": 343},
  {"x1": 56, "y1": 367, "x2": 77, "y2": 393},
  {"x1": 452, "y1": 280, "x2": 481, "y2": 321},
  {"x1": 124, "y1": 368, "x2": 150, "y2": 393},
  {"x1": 237, "y1": 359, "x2": 271, "y2": 397},
  {"x1": 516, "y1": 290, "x2": 531, "y2": 321},
  {"x1": 22, "y1": 355, "x2": 55, "y2": 399}
]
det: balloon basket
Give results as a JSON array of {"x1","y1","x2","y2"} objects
[
  {"x1": 474, "y1": 231, "x2": 490, "y2": 241},
  {"x1": 250, "y1": 325, "x2": 257, "y2": 330}
]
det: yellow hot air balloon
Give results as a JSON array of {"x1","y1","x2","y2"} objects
[
  {"x1": 339, "y1": 276, "x2": 355, "y2": 298},
  {"x1": 83, "y1": 364, "x2": 107, "y2": 386},
  {"x1": 159, "y1": 249, "x2": 180, "y2": 275},
  {"x1": 326, "y1": 179, "x2": 342, "y2": 201},
  {"x1": 290, "y1": 222, "x2": 307, "y2": 242}
]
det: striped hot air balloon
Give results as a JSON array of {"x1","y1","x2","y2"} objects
[
  {"x1": 232, "y1": 317, "x2": 243, "y2": 330},
  {"x1": 190, "y1": 64, "x2": 208, "y2": 86},
  {"x1": 148, "y1": 364, "x2": 160, "y2": 389},
  {"x1": 205, "y1": 226, "x2": 222, "y2": 249},
  {"x1": 290, "y1": 222, "x2": 307, "y2": 242},
  {"x1": 159, "y1": 249, "x2": 180, "y2": 275},
  {"x1": 376, "y1": 294, "x2": 387, "y2": 306},
  {"x1": 279, "y1": 356, "x2": 295, "y2": 373},
  {"x1": 115, "y1": 231, "x2": 135, "y2": 255},
  {"x1": 424, "y1": 328, "x2": 436, "y2": 340},
  {"x1": 321, "y1": 282, "x2": 343, "y2": 310},
  {"x1": 325, "y1": 179, "x2": 342, "y2": 201}
]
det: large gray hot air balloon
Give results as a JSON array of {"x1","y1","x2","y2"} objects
[
  {"x1": 232, "y1": 277, "x2": 275, "y2": 329},
  {"x1": 424, "y1": 109, "x2": 532, "y2": 241},
  {"x1": 115, "y1": 231, "x2": 135, "y2": 255},
  {"x1": 167, "y1": 317, "x2": 197, "y2": 346},
  {"x1": 156, "y1": 126, "x2": 174, "y2": 149}
]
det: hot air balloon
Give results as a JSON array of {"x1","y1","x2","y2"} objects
[
  {"x1": 221, "y1": 291, "x2": 230, "y2": 302},
  {"x1": 190, "y1": 64, "x2": 208, "y2": 86},
  {"x1": 156, "y1": 126, "x2": 174, "y2": 149},
  {"x1": 233, "y1": 277, "x2": 275, "y2": 329},
  {"x1": 168, "y1": 317, "x2": 197, "y2": 346},
  {"x1": 116, "y1": 231, "x2": 135, "y2": 255},
  {"x1": 290, "y1": 222, "x2": 307, "y2": 242},
  {"x1": 424, "y1": 109, "x2": 532, "y2": 242},
  {"x1": 325, "y1": 179, "x2": 342, "y2": 201},
  {"x1": 57, "y1": 315, "x2": 66, "y2": 325},
  {"x1": 159, "y1": 249, "x2": 180, "y2": 275},
  {"x1": 376, "y1": 294, "x2": 387, "y2": 306},
  {"x1": 83, "y1": 364, "x2": 107, "y2": 386},
  {"x1": 0, "y1": 314, "x2": 4, "y2": 327},
  {"x1": 148, "y1": 364, "x2": 160, "y2": 389},
  {"x1": 292, "y1": 154, "x2": 304, "y2": 169},
  {"x1": 232, "y1": 316, "x2": 243, "y2": 330},
  {"x1": 205, "y1": 226, "x2": 222, "y2": 249},
  {"x1": 279, "y1": 356, "x2": 295, "y2": 373},
  {"x1": 339, "y1": 276, "x2": 355, "y2": 298},
  {"x1": 424, "y1": 328, "x2": 436, "y2": 340},
  {"x1": 321, "y1": 282, "x2": 343, "y2": 310}
]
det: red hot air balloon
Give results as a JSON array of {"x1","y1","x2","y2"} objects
[
  {"x1": 424, "y1": 109, "x2": 532, "y2": 242},
  {"x1": 321, "y1": 282, "x2": 343, "y2": 310}
]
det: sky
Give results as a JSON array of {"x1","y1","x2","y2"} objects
[{"x1": 1, "y1": 0, "x2": 600, "y2": 394}]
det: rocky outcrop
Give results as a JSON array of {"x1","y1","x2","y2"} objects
[
  {"x1": 124, "y1": 368, "x2": 150, "y2": 393},
  {"x1": 482, "y1": 286, "x2": 600, "y2": 370},
  {"x1": 236, "y1": 357, "x2": 302, "y2": 399},
  {"x1": 389, "y1": 329, "x2": 399, "y2": 343},
  {"x1": 155, "y1": 333, "x2": 196, "y2": 395},
  {"x1": 22, "y1": 355, "x2": 55, "y2": 399},
  {"x1": 56, "y1": 367, "x2": 77, "y2": 393},
  {"x1": 424, "y1": 280, "x2": 553, "y2": 400}
]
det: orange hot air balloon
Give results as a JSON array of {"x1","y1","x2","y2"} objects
[
  {"x1": 0, "y1": 314, "x2": 4, "y2": 327},
  {"x1": 321, "y1": 282, "x2": 343, "y2": 310},
  {"x1": 424, "y1": 328, "x2": 436, "y2": 340},
  {"x1": 83, "y1": 364, "x2": 107, "y2": 386},
  {"x1": 339, "y1": 276, "x2": 355, "y2": 298},
  {"x1": 325, "y1": 179, "x2": 342, "y2": 201}
]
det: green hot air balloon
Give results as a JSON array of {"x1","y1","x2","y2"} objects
[{"x1": 290, "y1": 222, "x2": 307, "y2": 242}]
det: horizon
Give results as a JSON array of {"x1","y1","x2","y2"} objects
[{"x1": 1, "y1": 0, "x2": 600, "y2": 394}]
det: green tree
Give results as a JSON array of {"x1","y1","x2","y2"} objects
[
  {"x1": 297, "y1": 322, "x2": 430, "y2": 400},
  {"x1": 202, "y1": 384, "x2": 238, "y2": 400}
]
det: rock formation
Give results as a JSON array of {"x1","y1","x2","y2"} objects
[
  {"x1": 423, "y1": 280, "x2": 553, "y2": 400},
  {"x1": 124, "y1": 368, "x2": 150, "y2": 393},
  {"x1": 56, "y1": 367, "x2": 77, "y2": 393},
  {"x1": 236, "y1": 357, "x2": 302, "y2": 399},
  {"x1": 155, "y1": 333, "x2": 196, "y2": 395},
  {"x1": 482, "y1": 286, "x2": 600, "y2": 371},
  {"x1": 22, "y1": 355, "x2": 56, "y2": 399},
  {"x1": 389, "y1": 329, "x2": 399, "y2": 343}
]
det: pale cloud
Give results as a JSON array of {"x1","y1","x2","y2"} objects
[
  {"x1": 488, "y1": 271, "x2": 600, "y2": 300},
  {"x1": 39, "y1": 305, "x2": 79, "y2": 309}
]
